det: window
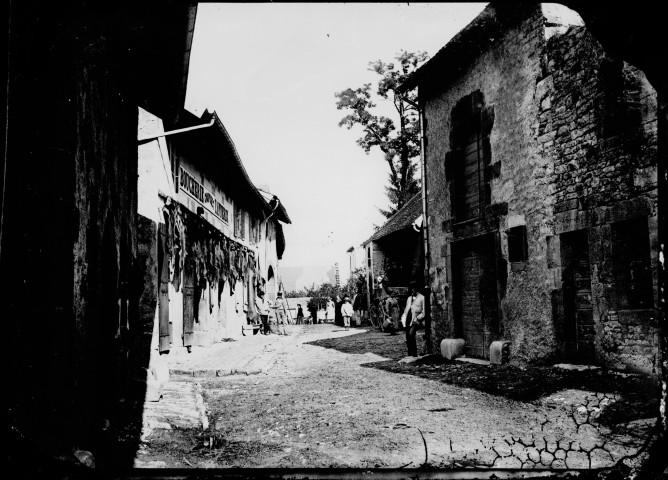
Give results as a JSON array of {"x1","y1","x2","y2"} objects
[
  {"x1": 234, "y1": 207, "x2": 246, "y2": 241},
  {"x1": 448, "y1": 91, "x2": 494, "y2": 222},
  {"x1": 611, "y1": 218, "x2": 653, "y2": 309},
  {"x1": 507, "y1": 226, "x2": 528, "y2": 262},
  {"x1": 248, "y1": 217, "x2": 257, "y2": 244}
]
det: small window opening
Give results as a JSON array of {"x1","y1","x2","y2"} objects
[
  {"x1": 611, "y1": 218, "x2": 653, "y2": 309},
  {"x1": 507, "y1": 226, "x2": 528, "y2": 263}
]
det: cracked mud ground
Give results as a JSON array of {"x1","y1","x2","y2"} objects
[{"x1": 137, "y1": 324, "x2": 658, "y2": 469}]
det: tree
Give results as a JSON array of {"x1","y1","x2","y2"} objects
[
  {"x1": 287, "y1": 275, "x2": 366, "y2": 312},
  {"x1": 344, "y1": 267, "x2": 368, "y2": 310},
  {"x1": 335, "y1": 50, "x2": 429, "y2": 218}
]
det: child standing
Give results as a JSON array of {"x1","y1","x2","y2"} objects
[{"x1": 341, "y1": 296, "x2": 353, "y2": 331}]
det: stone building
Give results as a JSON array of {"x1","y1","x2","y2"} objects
[
  {"x1": 138, "y1": 107, "x2": 291, "y2": 357},
  {"x1": 399, "y1": 3, "x2": 659, "y2": 372}
]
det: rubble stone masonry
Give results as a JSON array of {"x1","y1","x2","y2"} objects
[{"x1": 421, "y1": 4, "x2": 658, "y2": 372}]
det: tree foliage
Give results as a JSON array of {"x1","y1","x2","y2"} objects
[{"x1": 335, "y1": 50, "x2": 429, "y2": 218}]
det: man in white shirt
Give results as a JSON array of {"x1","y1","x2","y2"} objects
[
  {"x1": 255, "y1": 289, "x2": 271, "y2": 335},
  {"x1": 273, "y1": 292, "x2": 290, "y2": 335},
  {"x1": 402, "y1": 281, "x2": 426, "y2": 357}
]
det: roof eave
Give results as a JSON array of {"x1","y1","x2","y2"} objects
[
  {"x1": 361, "y1": 193, "x2": 422, "y2": 245},
  {"x1": 207, "y1": 111, "x2": 274, "y2": 217},
  {"x1": 397, "y1": 3, "x2": 508, "y2": 94}
]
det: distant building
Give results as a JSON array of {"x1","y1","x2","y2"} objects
[
  {"x1": 326, "y1": 264, "x2": 337, "y2": 286},
  {"x1": 362, "y1": 193, "x2": 424, "y2": 310},
  {"x1": 347, "y1": 246, "x2": 357, "y2": 275}
]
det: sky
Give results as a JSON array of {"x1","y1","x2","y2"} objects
[{"x1": 185, "y1": 2, "x2": 488, "y2": 282}]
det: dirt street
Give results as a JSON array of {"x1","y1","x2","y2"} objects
[{"x1": 136, "y1": 324, "x2": 656, "y2": 470}]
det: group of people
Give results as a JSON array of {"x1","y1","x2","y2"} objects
[
  {"x1": 303, "y1": 295, "x2": 357, "y2": 328},
  {"x1": 253, "y1": 282, "x2": 425, "y2": 357},
  {"x1": 254, "y1": 289, "x2": 292, "y2": 336},
  {"x1": 253, "y1": 290, "x2": 356, "y2": 334}
]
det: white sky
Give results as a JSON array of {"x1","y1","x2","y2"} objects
[{"x1": 185, "y1": 2, "x2": 488, "y2": 280}]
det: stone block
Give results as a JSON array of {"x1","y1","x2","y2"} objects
[
  {"x1": 440, "y1": 338, "x2": 465, "y2": 360},
  {"x1": 506, "y1": 214, "x2": 526, "y2": 230},
  {"x1": 545, "y1": 235, "x2": 560, "y2": 268},
  {"x1": 566, "y1": 450, "x2": 589, "y2": 469},
  {"x1": 490, "y1": 340, "x2": 511, "y2": 364},
  {"x1": 510, "y1": 261, "x2": 527, "y2": 272},
  {"x1": 488, "y1": 202, "x2": 508, "y2": 216},
  {"x1": 146, "y1": 349, "x2": 169, "y2": 402}
]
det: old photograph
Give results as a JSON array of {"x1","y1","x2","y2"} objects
[{"x1": 4, "y1": 2, "x2": 666, "y2": 479}]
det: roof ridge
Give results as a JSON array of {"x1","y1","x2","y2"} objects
[{"x1": 361, "y1": 192, "x2": 423, "y2": 245}]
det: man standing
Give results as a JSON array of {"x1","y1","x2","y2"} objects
[
  {"x1": 273, "y1": 292, "x2": 290, "y2": 336},
  {"x1": 296, "y1": 304, "x2": 304, "y2": 325},
  {"x1": 255, "y1": 289, "x2": 271, "y2": 335},
  {"x1": 341, "y1": 296, "x2": 354, "y2": 331},
  {"x1": 402, "y1": 281, "x2": 425, "y2": 357}
]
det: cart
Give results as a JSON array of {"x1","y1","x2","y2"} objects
[{"x1": 368, "y1": 286, "x2": 410, "y2": 331}]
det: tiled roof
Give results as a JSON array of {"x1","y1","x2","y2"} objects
[
  {"x1": 258, "y1": 190, "x2": 291, "y2": 224},
  {"x1": 362, "y1": 193, "x2": 423, "y2": 245}
]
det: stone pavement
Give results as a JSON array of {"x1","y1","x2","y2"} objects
[
  {"x1": 135, "y1": 326, "x2": 308, "y2": 467},
  {"x1": 166, "y1": 324, "x2": 308, "y2": 377},
  {"x1": 134, "y1": 327, "x2": 308, "y2": 467},
  {"x1": 134, "y1": 324, "x2": 656, "y2": 469},
  {"x1": 134, "y1": 379, "x2": 206, "y2": 467}
]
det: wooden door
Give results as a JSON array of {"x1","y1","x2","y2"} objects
[
  {"x1": 453, "y1": 235, "x2": 500, "y2": 358},
  {"x1": 182, "y1": 258, "x2": 195, "y2": 347},
  {"x1": 561, "y1": 230, "x2": 595, "y2": 360},
  {"x1": 158, "y1": 223, "x2": 171, "y2": 352}
]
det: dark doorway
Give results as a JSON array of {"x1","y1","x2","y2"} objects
[
  {"x1": 452, "y1": 234, "x2": 500, "y2": 358},
  {"x1": 560, "y1": 229, "x2": 595, "y2": 361}
]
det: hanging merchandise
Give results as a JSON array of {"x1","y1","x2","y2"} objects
[
  {"x1": 169, "y1": 204, "x2": 259, "y2": 304},
  {"x1": 217, "y1": 278, "x2": 225, "y2": 308},
  {"x1": 208, "y1": 277, "x2": 214, "y2": 314},
  {"x1": 236, "y1": 247, "x2": 244, "y2": 284},
  {"x1": 173, "y1": 206, "x2": 187, "y2": 291},
  {"x1": 165, "y1": 209, "x2": 175, "y2": 283},
  {"x1": 228, "y1": 245, "x2": 237, "y2": 295}
]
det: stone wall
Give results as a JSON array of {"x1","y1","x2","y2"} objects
[
  {"x1": 421, "y1": 5, "x2": 552, "y2": 362},
  {"x1": 5, "y1": 3, "x2": 149, "y2": 464},
  {"x1": 420, "y1": 4, "x2": 659, "y2": 370},
  {"x1": 541, "y1": 25, "x2": 659, "y2": 372}
]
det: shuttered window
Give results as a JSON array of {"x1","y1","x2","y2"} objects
[{"x1": 448, "y1": 91, "x2": 494, "y2": 223}]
